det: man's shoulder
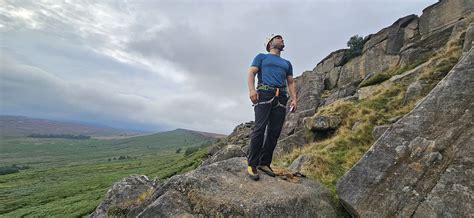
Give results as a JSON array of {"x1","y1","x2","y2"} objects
[
  {"x1": 272, "y1": 54, "x2": 291, "y2": 63},
  {"x1": 280, "y1": 56, "x2": 292, "y2": 64}
]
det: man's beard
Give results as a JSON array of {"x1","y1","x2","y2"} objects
[{"x1": 270, "y1": 42, "x2": 285, "y2": 51}]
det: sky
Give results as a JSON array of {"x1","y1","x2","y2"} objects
[{"x1": 0, "y1": 0, "x2": 437, "y2": 134}]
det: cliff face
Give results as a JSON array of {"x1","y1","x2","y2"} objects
[
  {"x1": 276, "y1": 0, "x2": 473, "y2": 156},
  {"x1": 92, "y1": 0, "x2": 473, "y2": 217}
]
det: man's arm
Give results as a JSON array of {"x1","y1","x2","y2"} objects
[
  {"x1": 248, "y1": 66, "x2": 259, "y2": 104},
  {"x1": 287, "y1": 75, "x2": 297, "y2": 111}
]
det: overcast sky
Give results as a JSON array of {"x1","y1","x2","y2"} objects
[{"x1": 0, "y1": 0, "x2": 437, "y2": 134}]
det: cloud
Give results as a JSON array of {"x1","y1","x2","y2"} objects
[
  {"x1": 0, "y1": 0, "x2": 436, "y2": 134},
  {"x1": 0, "y1": 53, "x2": 244, "y2": 132}
]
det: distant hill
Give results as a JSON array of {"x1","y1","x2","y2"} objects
[
  {"x1": 174, "y1": 128, "x2": 226, "y2": 139},
  {"x1": 112, "y1": 128, "x2": 224, "y2": 152},
  {"x1": 0, "y1": 115, "x2": 143, "y2": 138}
]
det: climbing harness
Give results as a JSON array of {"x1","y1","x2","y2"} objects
[{"x1": 253, "y1": 85, "x2": 287, "y2": 109}]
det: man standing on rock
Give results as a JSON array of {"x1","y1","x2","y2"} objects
[{"x1": 246, "y1": 34, "x2": 297, "y2": 181}]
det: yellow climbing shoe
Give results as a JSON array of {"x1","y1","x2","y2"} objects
[{"x1": 247, "y1": 166, "x2": 260, "y2": 181}]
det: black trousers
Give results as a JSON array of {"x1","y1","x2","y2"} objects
[{"x1": 247, "y1": 90, "x2": 288, "y2": 167}]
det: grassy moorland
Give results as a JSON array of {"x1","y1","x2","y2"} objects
[{"x1": 0, "y1": 129, "x2": 215, "y2": 217}]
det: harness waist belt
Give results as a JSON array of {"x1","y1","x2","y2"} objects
[{"x1": 256, "y1": 84, "x2": 286, "y2": 91}]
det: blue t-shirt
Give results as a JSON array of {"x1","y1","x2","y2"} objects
[{"x1": 251, "y1": 53, "x2": 293, "y2": 88}]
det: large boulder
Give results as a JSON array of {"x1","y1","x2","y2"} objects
[
  {"x1": 281, "y1": 108, "x2": 316, "y2": 137},
  {"x1": 275, "y1": 129, "x2": 309, "y2": 155},
  {"x1": 208, "y1": 121, "x2": 254, "y2": 157},
  {"x1": 138, "y1": 157, "x2": 337, "y2": 217},
  {"x1": 90, "y1": 175, "x2": 158, "y2": 218},
  {"x1": 288, "y1": 154, "x2": 310, "y2": 174},
  {"x1": 336, "y1": 48, "x2": 474, "y2": 217},
  {"x1": 279, "y1": 70, "x2": 324, "y2": 142},
  {"x1": 292, "y1": 70, "x2": 325, "y2": 112},
  {"x1": 304, "y1": 115, "x2": 342, "y2": 132},
  {"x1": 202, "y1": 144, "x2": 246, "y2": 166},
  {"x1": 226, "y1": 121, "x2": 254, "y2": 146}
]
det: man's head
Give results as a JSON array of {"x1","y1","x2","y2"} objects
[{"x1": 265, "y1": 34, "x2": 285, "y2": 52}]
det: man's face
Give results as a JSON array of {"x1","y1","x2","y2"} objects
[
  {"x1": 271, "y1": 35, "x2": 285, "y2": 50},
  {"x1": 274, "y1": 36, "x2": 284, "y2": 44}
]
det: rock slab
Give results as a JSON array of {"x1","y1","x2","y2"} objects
[{"x1": 336, "y1": 48, "x2": 474, "y2": 217}]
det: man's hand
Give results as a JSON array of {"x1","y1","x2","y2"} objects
[
  {"x1": 287, "y1": 75, "x2": 297, "y2": 112},
  {"x1": 248, "y1": 67, "x2": 259, "y2": 104},
  {"x1": 289, "y1": 99, "x2": 297, "y2": 112},
  {"x1": 250, "y1": 90, "x2": 259, "y2": 104}
]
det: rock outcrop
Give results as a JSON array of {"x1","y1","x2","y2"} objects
[
  {"x1": 288, "y1": 154, "x2": 310, "y2": 175},
  {"x1": 90, "y1": 175, "x2": 159, "y2": 218},
  {"x1": 276, "y1": 70, "x2": 325, "y2": 155},
  {"x1": 207, "y1": 121, "x2": 254, "y2": 156},
  {"x1": 418, "y1": 0, "x2": 473, "y2": 36},
  {"x1": 202, "y1": 144, "x2": 246, "y2": 166},
  {"x1": 93, "y1": 157, "x2": 337, "y2": 217},
  {"x1": 138, "y1": 157, "x2": 336, "y2": 217},
  {"x1": 336, "y1": 48, "x2": 473, "y2": 217},
  {"x1": 304, "y1": 115, "x2": 342, "y2": 132},
  {"x1": 280, "y1": 70, "x2": 325, "y2": 138},
  {"x1": 276, "y1": 0, "x2": 473, "y2": 157},
  {"x1": 226, "y1": 121, "x2": 254, "y2": 146}
]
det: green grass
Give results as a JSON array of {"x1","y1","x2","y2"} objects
[
  {"x1": 275, "y1": 83, "x2": 414, "y2": 193},
  {"x1": 358, "y1": 73, "x2": 392, "y2": 88},
  {"x1": 0, "y1": 130, "x2": 212, "y2": 217}
]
